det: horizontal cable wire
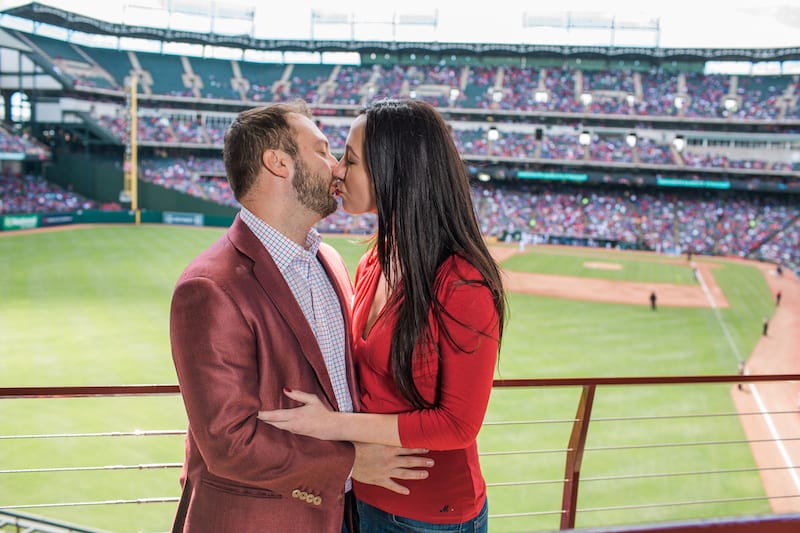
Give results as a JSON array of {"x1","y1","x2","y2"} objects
[
  {"x1": 586, "y1": 436, "x2": 800, "y2": 452},
  {"x1": 483, "y1": 409, "x2": 799, "y2": 427},
  {"x1": 487, "y1": 477, "x2": 566, "y2": 488},
  {"x1": 489, "y1": 509, "x2": 565, "y2": 519},
  {"x1": 593, "y1": 409, "x2": 800, "y2": 422},
  {"x1": 581, "y1": 464, "x2": 800, "y2": 483},
  {"x1": 487, "y1": 494, "x2": 800, "y2": 521},
  {"x1": 483, "y1": 418, "x2": 576, "y2": 426},
  {"x1": 485, "y1": 465, "x2": 800, "y2": 489},
  {"x1": 0, "y1": 463, "x2": 182, "y2": 474},
  {"x1": 480, "y1": 447, "x2": 569, "y2": 456},
  {"x1": 1, "y1": 497, "x2": 180, "y2": 510},
  {"x1": 481, "y1": 436, "x2": 800, "y2": 458},
  {"x1": 577, "y1": 493, "x2": 800, "y2": 514},
  {"x1": 0, "y1": 430, "x2": 186, "y2": 440}
]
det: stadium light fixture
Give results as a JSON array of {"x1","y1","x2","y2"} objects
[
  {"x1": 487, "y1": 127, "x2": 500, "y2": 142},
  {"x1": 578, "y1": 130, "x2": 591, "y2": 146},
  {"x1": 490, "y1": 88, "x2": 503, "y2": 103},
  {"x1": 625, "y1": 132, "x2": 637, "y2": 148},
  {"x1": 534, "y1": 90, "x2": 549, "y2": 103},
  {"x1": 625, "y1": 93, "x2": 635, "y2": 107},
  {"x1": 477, "y1": 172, "x2": 491, "y2": 182},
  {"x1": 673, "y1": 95, "x2": 685, "y2": 110},
  {"x1": 673, "y1": 135, "x2": 686, "y2": 152},
  {"x1": 449, "y1": 88, "x2": 460, "y2": 103},
  {"x1": 723, "y1": 97, "x2": 739, "y2": 113},
  {"x1": 580, "y1": 92, "x2": 593, "y2": 106}
]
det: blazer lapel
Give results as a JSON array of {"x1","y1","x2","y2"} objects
[{"x1": 227, "y1": 216, "x2": 340, "y2": 409}]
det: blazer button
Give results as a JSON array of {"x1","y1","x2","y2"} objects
[
  {"x1": 298, "y1": 491, "x2": 308, "y2": 501},
  {"x1": 305, "y1": 493, "x2": 315, "y2": 503},
  {"x1": 291, "y1": 489, "x2": 300, "y2": 499},
  {"x1": 313, "y1": 496, "x2": 322, "y2": 506}
]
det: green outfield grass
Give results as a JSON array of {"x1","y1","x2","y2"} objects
[
  {"x1": 0, "y1": 225, "x2": 778, "y2": 532},
  {"x1": 501, "y1": 247, "x2": 697, "y2": 283}
]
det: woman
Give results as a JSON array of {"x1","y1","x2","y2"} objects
[{"x1": 259, "y1": 99, "x2": 506, "y2": 532}]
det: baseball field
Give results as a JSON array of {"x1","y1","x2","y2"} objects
[{"x1": 1, "y1": 224, "x2": 797, "y2": 532}]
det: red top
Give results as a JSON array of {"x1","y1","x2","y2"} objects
[{"x1": 351, "y1": 250, "x2": 500, "y2": 523}]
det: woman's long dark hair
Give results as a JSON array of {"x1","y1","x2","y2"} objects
[{"x1": 361, "y1": 99, "x2": 506, "y2": 409}]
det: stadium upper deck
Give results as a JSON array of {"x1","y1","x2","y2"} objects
[{"x1": 0, "y1": 2, "x2": 798, "y2": 122}]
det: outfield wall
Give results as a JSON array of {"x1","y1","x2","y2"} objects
[
  {"x1": 0, "y1": 210, "x2": 235, "y2": 231},
  {"x1": 43, "y1": 151, "x2": 238, "y2": 217}
]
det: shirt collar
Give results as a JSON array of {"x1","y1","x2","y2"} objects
[{"x1": 239, "y1": 207, "x2": 321, "y2": 272}]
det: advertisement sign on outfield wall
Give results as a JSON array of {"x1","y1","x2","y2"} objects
[
  {"x1": 163, "y1": 212, "x2": 204, "y2": 226},
  {"x1": 40, "y1": 214, "x2": 75, "y2": 227},
  {"x1": 1, "y1": 214, "x2": 39, "y2": 231}
]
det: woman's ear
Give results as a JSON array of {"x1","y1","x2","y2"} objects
[{"x1": 262, "y1": 149, "x2": 291, "y2": 179}]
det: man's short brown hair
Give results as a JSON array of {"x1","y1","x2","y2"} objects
[{"x1": 223, "y1": 100, "x2": 313, "y2": 200}]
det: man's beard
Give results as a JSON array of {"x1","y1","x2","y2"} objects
[{"x1": 292, "y1": 158, "x2": 337, "y2": 218}]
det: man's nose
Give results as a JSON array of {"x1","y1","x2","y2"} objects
[{"x1": 332, "y1": 157, "x2": 345, "y2": 179}]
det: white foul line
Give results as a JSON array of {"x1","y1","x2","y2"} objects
[
  {"x1": 696, "y1": 266, "x2": 800, "y2": 493},
  {"x1": 749, "y1": 374, "x2": 800, "y2": 492}
]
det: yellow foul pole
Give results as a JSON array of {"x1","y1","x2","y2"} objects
[{"x1": 123, "y1": 74, "x2": 139, "y2": 224}]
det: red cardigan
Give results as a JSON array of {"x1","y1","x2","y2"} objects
[{"x1": 351, "y1": 250, "x2": 500, "y2": 524}]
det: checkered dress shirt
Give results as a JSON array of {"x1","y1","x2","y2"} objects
[{"x1": 240, "y1": 208, "x2": 353, "y2": 414}]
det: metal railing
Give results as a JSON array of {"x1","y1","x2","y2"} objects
[{"x1": 2, "y1": 375, "x2": 800, "y2": 532}]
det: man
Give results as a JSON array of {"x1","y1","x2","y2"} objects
[{"x1": 170, "y1": 101, "x2": 430, "y2": 532}]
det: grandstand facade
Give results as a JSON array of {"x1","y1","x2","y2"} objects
[{"x1": 0, "y1": 1, "x2": 797, "y2": 273}]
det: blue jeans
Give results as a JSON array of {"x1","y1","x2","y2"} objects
[{"x1": 355, "y1": 498, "x2": 488, "y2": 533}]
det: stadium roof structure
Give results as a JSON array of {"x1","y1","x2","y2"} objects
[{"x1": 4, "y1": 2, "x2": 800, "y2": 63}]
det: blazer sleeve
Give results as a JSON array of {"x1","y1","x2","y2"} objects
[{"x1": 170, "y1": 273, "x2": 355, "y2": 507}]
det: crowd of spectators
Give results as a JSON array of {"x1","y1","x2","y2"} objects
[
  {"x1": 107, "y1": 119, "x2": 791, "y2": 177},
  {"x1": 6, "y1": 149, "x2": 797, "y2": 274},
  {"x1": 437, "y1": 182, "x2": 800, "y2": 271},
  {"x1": 0, "y1": 127, "x2": 51, "y2": 160},
  {"x1": 132, "y1": 158, "x2": 800, "y2": 273},
  {"x1": 0, "y1": 173, "x2": 119, "y2": 214},
  {"x1": 96, "y1": 113, "x2": 215, "y2": 145},
  {"x1": 139, "y1": 157, "x2": 235, "y2": 206},
  {"x1": 471, "y1": 181, "x2": 799, "y2": 272},
  {"x1": 58, "y1": 48, "x2": 800, "y2": 120}
]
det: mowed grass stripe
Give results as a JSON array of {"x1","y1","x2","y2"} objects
[
  {"x1": 0, "y1": 225, "x2": 776, "y2": 532},
  {"x1": 501, "y1": 248, "x2": 696, "y2": 284},
  {"x1": 499, "y1": 294, "x2": 744, "y2": 378}
]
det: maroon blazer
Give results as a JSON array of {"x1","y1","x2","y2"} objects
[{"x1": 170, "y1": 215, "x2": 358, "y2": 532}]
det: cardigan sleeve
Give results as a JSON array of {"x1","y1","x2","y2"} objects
[{"x1": 396, "y1": 257, "x2": 500, "y2": 450}]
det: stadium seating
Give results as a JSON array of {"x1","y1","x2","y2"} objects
[{"x1": 2, "y1": 27, "x2": 797, "y2": 275}]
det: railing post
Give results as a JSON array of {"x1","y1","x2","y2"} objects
[{"x1": 560, "y1": 384, "x2": 596, "y2": 530}]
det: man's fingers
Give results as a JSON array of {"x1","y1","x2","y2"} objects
[
  {"x1": 395, "y1": 447, "x2": 429, "y2": 456},
  {"x1": 376, "y1": 466, "x2": 429, "y2": 494},
  {"x1": 380, "y1": 480, "x2": 411, "y2": 495},
  {"x1": 351, "y1": 442, "x2": 434, "y2": 494},
  {"x1": 397, "y1": 455, "x2": 434, "y2": 469},
  {"x1": 389, "y1": 467, "x2": 430, "y2": 481}
]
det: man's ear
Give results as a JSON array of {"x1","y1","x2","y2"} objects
[{"x1": 262, "y1": 149, "x2": 291, "y2": 179}]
